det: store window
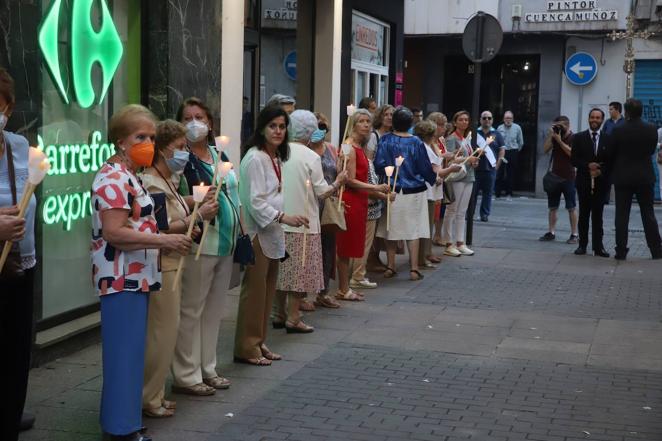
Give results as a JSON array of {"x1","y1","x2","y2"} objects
[
  {"x1": 350, "y1": 11, "x2": 390, "y2": 106},
  {"x1": 37, "y1": 0, "x2": 141, "y2": 321}
]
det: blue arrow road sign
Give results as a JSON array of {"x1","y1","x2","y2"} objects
[
  {"x1": 284, "y1": 51, "x2": 297, "y2": 81},
  {"x1": 564, "y1": 52, "x2": 598, "y2": 86}
]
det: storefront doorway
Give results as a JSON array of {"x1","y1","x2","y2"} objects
[
  {"x1": 350, "y1": 11, "x2": 390, "y2": 105},
  {"x1": 443, "y1": 54, "x2": 540, "y2": 192}
]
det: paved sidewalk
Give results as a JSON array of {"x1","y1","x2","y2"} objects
[{"x1": 21, "y1": 198, "x2": 662, "y2": 441}]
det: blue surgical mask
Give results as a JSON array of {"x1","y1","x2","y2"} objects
[
  {"x1": 310, "y1": 129, "x2": 327, "y2": 143},
  {"x1": 165, "y1": 150, "x2": 189, "y2": 175}
]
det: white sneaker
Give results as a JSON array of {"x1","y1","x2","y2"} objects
[
  {"x1": 457, "y1": 244, "x2": 474, "y2": 256},
  {"x1": 444, "y1": 245, "x2": 462, "y2": 257},
  {"x1": 350, "y1": 278, "x2": 378, "y2": 289}
]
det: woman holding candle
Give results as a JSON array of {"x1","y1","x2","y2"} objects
[
  {"x1": 173, "y1": 97, "x2": 239, "y2": 395},
  {"x1": 427, "y1": 112, "x2": 452, "y2": 247},
  {"x1": 140, "y1": 120, "x2": 218, "y2": 417},
  {"x1": 272, "y1": 110, "x2": 347, "y2": 333},
  {"x1": 91, "y1": 105, "x2": 192, "y2": 440},
  {"x1": 311, "y1": 112, "x2": 342, "y2": 309},
  {"x1": 440, "y1": 110, "x2": 480, "y2": 257},
  {"x1": 374, "y1": 107, "x2": 438, "y2": 281},
  {"x1": 336, "y1": 109, "x2": 390, "y2": 300},
  {"x1": 414, "y1": 120, "x2": 462, "y2": 268},
  {"x1": 234, "y1": 106, "x2": 308, "y2": 365},
  {"x1": 0, "y1": 68, "x2": 37, "y2": 441}
]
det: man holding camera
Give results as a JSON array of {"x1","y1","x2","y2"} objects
[
  {"x1": 540, "y1": 116, "x2": 579, "y2": 243},
  {"x1": 570, "y1": 108, "x2": 610, "y2": 257}
]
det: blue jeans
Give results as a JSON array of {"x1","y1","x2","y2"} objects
[
  {"x1": 473, "y1": 169, "x2": 496, "y2": 218},
  {"x1": 100, "y1": 291, "x2": 149, "y2": 435}
]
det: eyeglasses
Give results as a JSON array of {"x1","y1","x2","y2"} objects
[{"x1": 481, "y1": 116, "x2": 493, "y2": 120}]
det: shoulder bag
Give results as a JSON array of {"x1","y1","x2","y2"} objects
[
  {"x1": 0, "y1": 138, "x2": 25, "y2": 280},
  {"x1": 222, "y1": 188, "x2": 255, "y2": 266},
  {"x1": 542, "y1": 152, "x2": 565, "y2": 194},
  {"x1": 321, "y1": 196, "x2": 346, "y2": 233}
]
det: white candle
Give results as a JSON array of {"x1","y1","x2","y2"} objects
[
  {"x1": 218, "y1": 161, "x2": 233, "y2": 179},
  {"x1": 395, "y1": 156, "x2": 404, "y2": 167},
  {"x1": 217, "y1": 135, "x2": 230, "y2": 148},
  {"x1": 338, "y1": 144, "x2": 353, "y2": 209},
  {"x1": 384, "y1": 166, "x2": 395, "y2": 177},
  {"x1": 346, "y1": 104, "x2": 356, "y2": 116},
  {"x1": 385, "y1": 166, "x2": 394, "y2": 232},
  {"x1": 302, "y1": 179, "x2": 310, "y2": 266},
  {"x1": 192, "y1": 183, "x2": 210, "y2": 203},
  {"x1": 393, "y1": 156, "x2": 405, "y2": 192}
]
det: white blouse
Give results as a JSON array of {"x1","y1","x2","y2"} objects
[
  {"x1": 424, "y1": 142, "x2": 444, "y2": 201},
  {"x1": 281, "y1": 142, "x2": 333, "y2": 235},
  {"x1": 239, "y1": 147, "x2": 285, "y2": 259}
]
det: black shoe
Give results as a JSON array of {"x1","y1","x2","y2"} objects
[
  {"x1": 614, "y1": 253, "x2": 627, "y2": 261},
  {"x1": 566, "y1": 234, "x2": 579, "y2": 245},
  {"x1": 272, "y1": 321, "x2": 285, "y2": 329},
  {"x1": 480, "y1": 215, "x2": 488, "y2": 222},
  {"x1": 594, "y1": 249, "x2": 610, "y2": 258},
  {"x1": 539, "y1": 232, "x2": 555, "y2": 241},
  {"x1": 20, "y1": 412, "x2": 35, "y2": 431},
  {"x1": 574, "y1": 247, "x2": 586, "y2": 255},
  {"x1": 651, "y1": 247, "x2": 662, "y2": 260}
]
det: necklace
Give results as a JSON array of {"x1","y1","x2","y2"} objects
[
  {"x1": 267, "y1": 152, "x2": 282, "y2": 192},
  {"x1": 154, "y1": 167, "x2": 190, "y2": 215}
]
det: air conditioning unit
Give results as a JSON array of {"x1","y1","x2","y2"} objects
[{"x1": 512, "y1": 4, "x2": 523, "y2": 20}]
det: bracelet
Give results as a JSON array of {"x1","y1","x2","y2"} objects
[{"x1": 277, "y1": 212, "x2": 285, "y2": 223}]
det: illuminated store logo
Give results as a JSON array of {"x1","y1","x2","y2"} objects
[
  {"x1": 39, "y1": 0, "x2": 123, "y2": 108},
  {"x1": 39, "y1": 131, "x2": 116, "y2": 231}
]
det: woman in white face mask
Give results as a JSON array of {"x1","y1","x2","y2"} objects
[
  {"x1": 172, "y1": 98, "x2": 242, "y2": 396},
  {"x1": 139, "y1": 120, "x2": 218, "y2": 417}
]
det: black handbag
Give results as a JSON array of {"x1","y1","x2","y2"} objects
[
  {"x1": 222, "y1": 188, "x2": 255, "y2": 266},
  {"x1": 542, "y1": 155, "x2": 566, "y2": 193},
  {"x1": 1, "y1": 139, "x2": 25, "y2": 281}
]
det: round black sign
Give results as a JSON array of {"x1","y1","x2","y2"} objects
[{"x1": 462, "y1": 12, "x2": 503, "y2": 63}]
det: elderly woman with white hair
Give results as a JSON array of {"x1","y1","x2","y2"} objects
[{"x1": 272, "y1": 110, "x2": 347, "y2": 333}]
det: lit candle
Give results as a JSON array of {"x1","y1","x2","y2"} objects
[
  {"x1": 346, "y1": 104, "x2": 356, "y2": 116},
  {"x1": 196, "y1": 163, "x2": 233, "y2": 260},
  {"x1": 0, "y1": 147, "x2": 50, "y2": 272},
  {"x1": 216, "y1": 135, "x2": 230, "y2": 148},
  {"x1": 174, "y1": 183, "x2": 210, "y2": 290},
  {"x1": 384, "y1": 166, "x2": 394, "y2": 231},
  {"x1": 338, "y1": 144, "x2": 353, "y2": 209},
  {"x1": 393, "y1": 156, "x2": 405, "y2": 192},
  {"x1": 302, "y1": 178, "x2": 310, "y2": 266}
]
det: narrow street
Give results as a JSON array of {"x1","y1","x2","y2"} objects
[{"x1": 22, "y1": 198, "x2": 662, "y2": 441}]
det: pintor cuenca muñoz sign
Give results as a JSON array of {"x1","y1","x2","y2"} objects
[{"x1": 525, "y1": 1, "x2": 618, "y2": 23}]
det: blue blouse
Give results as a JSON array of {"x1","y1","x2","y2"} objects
[
  {"x1": 0, "y1": 131, "x2": 37, "y2": 268},
  {"x1": 374, "y1": 133, "x2": 436, "y2": 192}
]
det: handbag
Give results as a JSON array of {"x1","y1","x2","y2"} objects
[
  {"x1": 321, "y1": 196, "x2": 346, "y2": 233},
  {"x1": 222, "y1": 188, "x2": 255, "y2": 266},
  {"x1": 0, "y1": 139, "x2": 25, "y2": 280},
  {"x1": 444, "y1": 163, "x2": 467, "y2": 182},
  {"x1": 542, "y1": 155, "x2": 565, "y2": 193}
]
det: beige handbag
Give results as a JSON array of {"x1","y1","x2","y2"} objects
[{"x1": 321, "y1": 196, "x2": 346, "y2": 233}]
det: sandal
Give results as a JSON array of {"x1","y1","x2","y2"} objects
[
  {"x1": 260, "y1": 344, "x2": 282, "y2": 361},
  {"x1": 171, "y1": 383, "x2": 216, "y2": 396},
  {"x1": 410, "y1": 269, "x2": 424, "y2": 281},
  {"x1": 233, "y1": 356, "x2": 272, "y2": 366},
  {"x1": 426, "y1": 255, "x2": 442, "y2": 263},
  {"x1": 432, "y1": 239, "x2": 445, "y2": 247},
  {"x1": 143, "y1": 406, "x2": 174, "y2": 418},
  {"x1": 203, "y1": 376, "x2": 231, "y2": 389},
  {"x1": 161, "y1": 399, "x2": 176, "y2": 410},
  {"x1": 335, "y1": 289, "x2": 365, "y2": 302},
  {"x1": 285, "y1": 320, "x2": 315, "y2": 334},
  {"x1": 299, "y1": 298, "x2": 316, "y2": 312},
  {"x1": 383, "y1": 267, "x2": 397, "y2": 278},
  {"x1": 314, "y1": 295, "x2": 341, "y2": 309},
  {"x1": 420, "y1": 262, "x2": 437, "y2": 270}
]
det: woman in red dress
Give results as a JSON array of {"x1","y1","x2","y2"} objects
[{"x1": 336, "y1": 109, "x2": 389, "y2": 301}]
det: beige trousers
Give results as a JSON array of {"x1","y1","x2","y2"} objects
[
  {"x1": 142, "y1": 269, "x2": 180, "y2": 410},
  {"x1": 350, "y1": 219, "x2": 377, "y2": 282},
  {"x1": 172, "y1": 254, "x2": 233, "y2": 387},
  {"x1": 234, "y1": 238, "x2": 279, "y2": 360}
]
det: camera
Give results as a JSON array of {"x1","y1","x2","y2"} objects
[{"x1": 552, "y1": 125, "x2": 562, "y2": 135}]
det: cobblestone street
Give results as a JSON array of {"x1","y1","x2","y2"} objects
[{"x1": 21, "y1": 198, "x2": 662, "y2": 441}]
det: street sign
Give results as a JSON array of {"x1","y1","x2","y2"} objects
[
  {"x1": 564, "y1": 52, "x2": 598, "y2": 86},
  {"x1": 462, "y1": 12, "x2": 503, "y2": 63},
  {"x1": 284, "y1": 50, "x2": 297, "y2": 81}
]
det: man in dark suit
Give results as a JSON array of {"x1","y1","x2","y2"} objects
[
  {"x1": 571, "y1": 108, "x2": 610, "y2": 257},
  {"x1": 605, "y1": 98, "x2": 662, "y2": 260}
]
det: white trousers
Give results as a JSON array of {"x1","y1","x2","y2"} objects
[
  {"x1": 172, "y1": 254, "x2": 234, "y2": 387},
  {"x1": 441, "y1": 181, "x2": 473, "y2": 244}
]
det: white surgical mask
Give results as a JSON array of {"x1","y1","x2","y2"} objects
[
  {"x1": 164, "y1": 149, "x2": 189, "y2": 175},
  {"x1": 185, "y1": 119, "x2": 209, "y2": 143}
]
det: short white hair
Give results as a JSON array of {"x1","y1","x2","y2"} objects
[{"x1": 289, "y1": 109, "x2": 318, "y2": 142}]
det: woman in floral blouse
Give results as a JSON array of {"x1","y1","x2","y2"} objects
[{"x1": 91, "y1": 105, "x2": 191, "y2": 441}]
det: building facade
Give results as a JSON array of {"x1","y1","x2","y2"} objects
[{"x1": 404, "y1": 0, "x2": 662, "y2": 194}]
